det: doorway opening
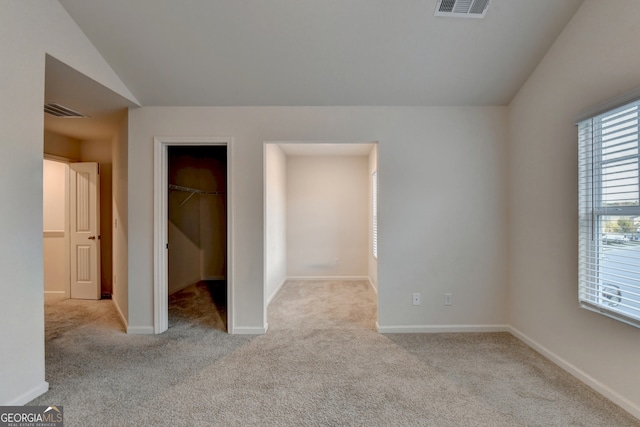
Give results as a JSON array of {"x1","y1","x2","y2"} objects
[
  {"x1": 264, "y1": 142, "x2": 379, "y2": 330},
  {"x1": 167, "y1": 145, "x2": 228, "y2": 331},
  {"x1": 154, "y1": 137, "x2": 232, "y2": 334},
  {"x1": 43, "y1": 53, "x2": 134, "y2": 330}
]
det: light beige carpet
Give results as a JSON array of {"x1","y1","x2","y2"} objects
[{"x1": 30, "y1": 280, "x2": 639, "y2": 426}]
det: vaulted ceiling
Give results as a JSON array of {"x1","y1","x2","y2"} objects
[{"x1": 58, "y1": 0, "x2": 584, "y2": 107}]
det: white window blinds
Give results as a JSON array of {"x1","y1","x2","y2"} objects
[{"x1": 578, "y1": 98, "x2": 640, "y2": 327}]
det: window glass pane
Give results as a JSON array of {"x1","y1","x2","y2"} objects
[
  {"x1": 579, "y1": 100, "x2": 640, "y2": 326},
  {"x1": 596, "y1": 215, "x2": 640, "y2": 319}
]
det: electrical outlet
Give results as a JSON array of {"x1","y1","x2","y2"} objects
[
  {"x1": 444, "y1": 293, "x2": 452, "y2": 306},
  {"x1": 412, "y1": 293, "x2": 421, "y2": 305}
]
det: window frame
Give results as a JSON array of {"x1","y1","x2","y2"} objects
[{"x1": 578, "y1": 97, "x2": 640, "y2": 328}]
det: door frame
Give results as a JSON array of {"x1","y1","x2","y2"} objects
[{"x1": 153, "y1": 136, "x2": 233, "y2": 334}]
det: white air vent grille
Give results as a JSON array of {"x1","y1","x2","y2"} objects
[
  {"x1": 435, "y1": 0, "x2": 491, "y2": 18},
  {"x1": 44, "y1": 103, "x2": 88, "y2": 118}
]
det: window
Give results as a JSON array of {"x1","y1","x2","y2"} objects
[
  {"x1": 578, "y1": 97, "x2": 640, "y2": 327},
  {"x1": 372, "y1": 170, "x2": 378, "y2": 259}
]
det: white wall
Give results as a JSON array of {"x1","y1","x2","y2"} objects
[
  {"x1": 43, "y1": 160, "x2": 66, "y2": 232},
  {"x1": 169, "y1": 152, "x2": 207, "y2": 294},
  {"x1": 0, "y1": 0, "x2": 138, "y2": 405},
  {"x1": 43, "y1": 131, "x2": 80, "y2": 160},
  {"x1": 198, "y1": 154, "x2": 227, "y2": 281},
  {"x1": 265, "y1": 144, "x2": 287, "y2": 304},
  {"x1": 43, "y1": 159, "x2": 68, "y2": 294},
  {"x1": 286, "y1": 155, "x2": 369, "y2": 278},
  {"x1": 127, "y1": 106, "x2": 508, "y2": 333},
  {"x1": 368, "y1": 145, "x2": 379, "y2": 292},
  {"x1": 112, "y1": 115, "x2": 129, "y2": 327},
  {"x1": 508, "y1": 0, "x2": 640, "y2": 416}
]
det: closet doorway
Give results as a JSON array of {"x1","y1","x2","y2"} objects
[
  {"x1": 153, "y1": 137, "x2": 232, "y2": 334},
  {"x1": 168, "y1": 145, "x2": 227, "y2": 330}
]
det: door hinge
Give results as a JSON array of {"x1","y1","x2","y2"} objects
[{"x1": 166, "y1": 243, "x2": 169, "y2": 249}]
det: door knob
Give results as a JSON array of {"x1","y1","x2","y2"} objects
[{"x1": 88, "y1": 236, "x2": 96, "y2": 240}]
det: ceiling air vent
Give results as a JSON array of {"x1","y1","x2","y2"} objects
[
  {"x1": 435, "y1": 0, "x2": 491, "y2": 18},
  {"x1": 44, "y1": 103, "x2": 88, "y2": 118}
]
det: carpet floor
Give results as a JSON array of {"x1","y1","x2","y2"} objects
[{"x1": 31, "y1": 280, "x2": 639, "y2": 426}]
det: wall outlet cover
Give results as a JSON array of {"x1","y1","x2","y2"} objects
[{"x1": 412, "y1": 292, "x2": 421, "y2": 305}]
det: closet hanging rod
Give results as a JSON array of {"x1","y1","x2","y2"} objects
[
  {"x1": 169, "y1": 184, "x2": 225, "y2": 207},
  {"x1": 169, "y1": 184, "x2": 225, "y2": 196}
]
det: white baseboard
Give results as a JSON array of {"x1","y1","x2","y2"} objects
[
  {"x1": 232, "y1": 326, "x2": 267, "y2": 335},
  {"x1": 266, "y1": 278, "x2": 288, "y2": 306},
  {"x1": 127, "y1": 326, "x2": 154, "y2": 335},
  {"x1": 112, "y1": 297, "x2": 154, "y2": 335},
  {"x1": 5, "y1": 381, "x2": 49, "y2": 405},
  {"x1": 377, "y1": 324, "x2": 510, "y2": 333},
  {"x1": 509, "y1": 326, "x2": 640, "y2": 420},
  {"x1": 111, "y1": 296, "x2": 128, "y2": 332},
  {"x1": 287, "y1": 275, "x2": 371, "y2": 281},
  {"x1": 367, "y1": 277, "x2": 377, "y2": 295}
]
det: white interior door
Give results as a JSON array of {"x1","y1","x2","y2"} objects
[{"x1": 70, "y1": 162, "x2": 101, "y2": 299}]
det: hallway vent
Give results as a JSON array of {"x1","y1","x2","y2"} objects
[
  {"x1": 434, "y1": 0, "x2": 491, "y2": 18},
  {"x1": 44, "y1": 103, "x2": 89, "y2": 118}
]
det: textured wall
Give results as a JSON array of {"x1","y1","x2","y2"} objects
[
  {"x1": 286, "y1": 155, "x2": 369, "y2": 278},
  {"x1": 265, "y1": 144, "x2": 287, "y2": 304},
  {"x1": 508, "y1": 0, "x2": 640, "y2": 416},
  {"x1": 127, "y1": 106, "x2": 508, "y2": 332},
  {"x1": 0, "y1": 0, "x2": 137, "y2": 405}
]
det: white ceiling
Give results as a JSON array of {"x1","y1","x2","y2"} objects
[{"x1": 57, "y1": 0, "x2": 584, "y2": 107}]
